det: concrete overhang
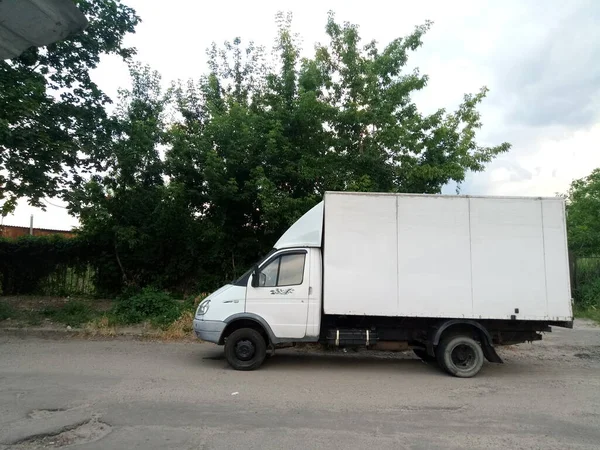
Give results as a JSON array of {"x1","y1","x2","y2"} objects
[{"x1": 0, "y1": 0, "x2": 88, "y2": 60}]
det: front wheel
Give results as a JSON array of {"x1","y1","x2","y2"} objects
[
  {"x1": 436, "y1": 335, "x2": 484, "y2": 378},
  {"x1": 224, "y1": 328, "x2": 267, "y2": 371}
]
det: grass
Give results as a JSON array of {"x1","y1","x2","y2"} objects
[
  {"x1": 82, "y1": 309, "x2": 197, "y2": 339},
  {"x1": 574, "y1": 306, "x2": 600, "y2": 324},
  {"x1": 42, "y1": 299, "x2": 97, "y2": 327},
  {"x1": 572, "y1": 257, "x2": 600, "y2": 324},
  {"x1": 83, "y1": 315, "x2": 117, "y2": 336},
  {"x1": 154, "y1": 294, "x2": 205, "y2": 340},
  {"x1": 0, "y1": 302, "x2": 44, "y2": 325},
  {"x1": 1, "y1": 298, "x2": 98, "y2": 327},
  {"x1": 159, "y1": 310, "x2": 195, "y2": 340},
  {"x1": 0, "y1": 302, "x2": 15, "y2": 321},
  {"x1": 0, "y1": 291, "x2": 206, "y2": 339},
  {"x1": 25, "y1": 312, "x2": 44, "y2": 326}
]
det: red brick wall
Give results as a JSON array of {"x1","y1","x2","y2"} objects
[{"x1": 0, "y1": 226, "x2": 75, "y2": 239}]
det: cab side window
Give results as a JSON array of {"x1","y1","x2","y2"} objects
[
  {"x1": 259, "y1": 257, "x2": 280, "y2": 287},
  {"x1": 259, "y1": 253, "x2": 306, "y2": 287}
]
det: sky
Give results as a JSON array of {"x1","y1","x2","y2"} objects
[{"x1": 3, "y1": 0, "x2": 599, "y2": 229}]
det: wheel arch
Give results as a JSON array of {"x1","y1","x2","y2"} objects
[
  {"x1": 433, "y1": 319, "x2": 492, "y2": 346},
  {"x1": 431, "y1": 319, "x2": 503, "y2": 364},
  {"x1": 220, "y1": 313, "x2": 275, "y2": 345}
]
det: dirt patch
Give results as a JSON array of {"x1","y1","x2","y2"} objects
[
  {"x1": 573, "y1": 346, "x2": 600, "y2": 361},
  {"x1": 0, "y1": 296, "x2": 113, "y2": 312},
  {"x1": 11, "y1": 419, "x2": 111, "y2": 449},
  {"x1": 0, "y1": 325, "x2": 168, "y2": 342},
  {"x1": 0, "y1": 296, "x2": 197, "y2": 341}
]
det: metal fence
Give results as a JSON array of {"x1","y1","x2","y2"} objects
[
  {"x1": 37, "y1": 265, "x2": 96, "y2": 297},
  {"x1": 571, "y1": 255, "x2": 600, "y2": 301}
]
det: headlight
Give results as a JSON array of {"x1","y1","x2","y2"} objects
[{"x1": 196, "y1": 299, "x2": 211, "y2": 317}]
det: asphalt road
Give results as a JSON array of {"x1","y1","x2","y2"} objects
[{"x1": 1, "y1": 321, "x2": 599, "y2": 450}]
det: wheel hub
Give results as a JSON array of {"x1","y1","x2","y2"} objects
[
  {"x1": 235, "y1": 339, "x2": 255, "y2": 361},
  {"x1": 451, "y1": 344, "x2": 476, "y2": 369}
]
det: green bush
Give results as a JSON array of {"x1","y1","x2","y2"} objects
[
  {"x1": 0, "y1": 302, "x2": 15, "y2": 321},
  {"x1": 181, "y1": 292, "x2": 207, "y2": 313},
  {"x1": 112, "y1": 287, "x2": 180, "y2": 327},
  {"x1": 577, "y1": 278, "x2": 600, "y2": 309}
]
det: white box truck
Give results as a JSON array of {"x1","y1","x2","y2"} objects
[{"x1": 193, "y1": 192, "x2": 573, "y2": 377}]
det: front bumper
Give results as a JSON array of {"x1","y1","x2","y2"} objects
[{"x1": 193, "y1": 319, "x2": 226, "y2": 344}]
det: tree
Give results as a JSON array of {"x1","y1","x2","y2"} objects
[
  {"x1": 53, "y1": 12, "x2": 511, "y2": 294},
  {"x1": 0, "y1": 0, "x2": 140, "y2": 215},
  {"x1": 166, "y1": 12, "x2": 510, "y2": 281},
  {"x1": 67, "y1": 63, "x2": 188, "y2": 291},
  {"x1": 309, "y1": 14, "x2": 510, "y2": 194},
  {"x1": 68, "y1": 63, "x2": 217, "y2": 294},
  {"x1": 566, "y1": 168, "x2": 600, "y2": 257}
]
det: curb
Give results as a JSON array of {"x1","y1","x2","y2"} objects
[{"x1": 0, "y1": 327, "x2": 164, "y2": 341}]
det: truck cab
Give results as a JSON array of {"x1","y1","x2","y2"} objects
[{"x1": 193, "y1": 203, "x2": 324, "y2": 369}]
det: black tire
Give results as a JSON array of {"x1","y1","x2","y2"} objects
[
  {"x1": 224, "y1": 328, "x2": 267, "y2": 371},
  {"x1": 413, "y1": 348, "x2": 436, "y2": 363},
  {"x1": 436, "y1": 335, "x2": 484, "y2": 378}
]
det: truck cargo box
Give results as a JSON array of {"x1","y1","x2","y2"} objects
[{"x1": 322, "y1": 192, "x2": 572, "y2": 321}]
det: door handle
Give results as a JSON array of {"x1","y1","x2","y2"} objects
[{"x1": 309, "y1": 286, "x2": 313, "y2": 295}]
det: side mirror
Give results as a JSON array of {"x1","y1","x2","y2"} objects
[{"x1": 251, "y1": 265, "x2": 259, "y2": 288}]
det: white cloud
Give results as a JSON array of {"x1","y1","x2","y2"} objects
[{"x1": 466, "y1": 123, "x2": 600, "y2": 196}]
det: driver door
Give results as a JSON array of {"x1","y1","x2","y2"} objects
[{"x1": 246, "y1": 250, "x2": 309, "y2": 339}]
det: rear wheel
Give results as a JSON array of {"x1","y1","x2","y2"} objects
[
  {"x1": 224, "y1": 328, "x2": 267, "y2": 371},
  {"x1": 436, "y1": 335, "x2": 484, "y2": 378}
]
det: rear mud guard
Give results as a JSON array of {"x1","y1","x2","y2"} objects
[{"x1": 482, "y1": 340, "x2": 503, "y2": 363}]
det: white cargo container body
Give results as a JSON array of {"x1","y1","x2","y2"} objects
[
  {"x1": 194, "y1": 192, "x2": 573, "y2": 377},
  {"x1": 323, "y1": 192, "x2": 572, "y2": 321}
]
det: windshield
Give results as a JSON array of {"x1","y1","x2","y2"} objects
[{"x1": 232, "y1": 249, "x2": 277, "y2": 286}]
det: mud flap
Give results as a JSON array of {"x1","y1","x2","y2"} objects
[{"x1": 482, "y1": 341, "x2": 503, "y2": 363}]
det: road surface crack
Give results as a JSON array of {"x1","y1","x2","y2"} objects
[{"x1": 10, "y1": 419, "x2": 111, "y2": 449}]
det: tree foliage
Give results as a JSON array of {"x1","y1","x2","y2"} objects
[
  {"x1": 67, "y1": 64, "x2": 207, "y2": 291},
  {"x1": 566, "y1": 168, "x2": 600, "y2": 257},
  {"x1": 163, "y1": 12, "x2": 510, "y2": 287},
  {"x1": 0, "y1": 0, "x2": 140, "y2": 215},
  {"x1": 4, "y1": 11, "x2": 510, "y2": 294}
]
